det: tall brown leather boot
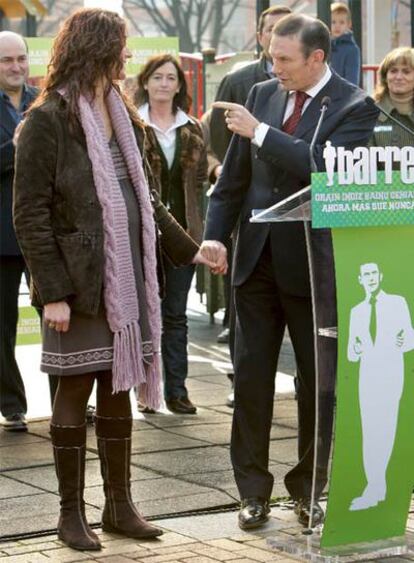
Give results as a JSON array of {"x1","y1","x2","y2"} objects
[
  {"x1": 50, "y1": 423, "x2": 102, "y2": 551},
  {"x1": 95, "y1": 415, "x2": 163, "y2": 539}
]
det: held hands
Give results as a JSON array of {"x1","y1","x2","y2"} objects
[
  {"x1": 213, "y1": 101, "x2": 259, "y2": 139},
  {"x1": 214, "y1": 165, "x2": 223, "y2": 179},
  {"x1": 44, "y1": 301, "x2": 71, "y2": 333},
  {"x1": 194, "y1": 240, "x2": 228, "y2": 275}
]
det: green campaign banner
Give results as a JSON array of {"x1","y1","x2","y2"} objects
[
  {"x1": 26, "y1": 37, "x2": 179, "y2": 77},
  {"x1": 311, "y1": 154, "x2": 414, "y2": 548},
  {"x1": 26, "y1": 37, "x2": 52, "y2": 77},
  {"x1": 16, "y1": 306, "x2": 41, "y2": 346},
  {"x1": 125, "y1": 37, "x2": 179, "y2": 76},
  {"x1": 312, "y1": 171, "x2": 414, "y2": 229},
  {"x1": 321, "y1": 226, "x2": 414, "y2": 547}
]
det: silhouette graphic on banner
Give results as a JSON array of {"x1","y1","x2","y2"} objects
[{"x1": 347, "y1": 262, "x2": 414, "y2": 511}]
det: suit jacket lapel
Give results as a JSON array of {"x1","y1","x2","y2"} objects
[{"x1": 261, "y1": 86, "x2": 288, "y2": 129}]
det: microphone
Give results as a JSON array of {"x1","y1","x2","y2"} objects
[
  {"x1": 309, "y1": 96, "x2": 331, "y2": 173},
  {"x1": 365, "y1": 95, "x2": 414, "y2": 138}
]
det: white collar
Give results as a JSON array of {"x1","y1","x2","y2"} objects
[
  {"x1": 364, "y1": 289, "x2": 385, "y2": 304},
  {"x1": 137, "y1": 102, "x2": 194, "y2": 134},
  {"x1": 289, "y1": 65, "x2": 332, "y2": 100}
]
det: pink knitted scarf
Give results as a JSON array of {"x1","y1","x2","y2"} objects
[{"x1": 76, "y1": 87, "x2": 162, "y2": 408}]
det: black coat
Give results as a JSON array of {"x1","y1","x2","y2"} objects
[
  {"x1": 204, "y1": 72, "x2": 379, "y2": 294},
  {"x1": 209, "y1": 56, "x2": 271, "y2": 162},
  {"x1": 0, "y1": 85, "x2": 37, "y2": 256},
  {"x1": 13, "y1": 93, "x2": 198, "y2": 314}
]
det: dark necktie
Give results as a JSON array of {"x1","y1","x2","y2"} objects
[
  {"x1": 369, "y1": 294, "x2": 377, "y2": 344},
  {"x1": 282, "y1": 91, "x2": 309, "y2": 135}
]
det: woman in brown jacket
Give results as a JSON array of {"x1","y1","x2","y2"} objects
[
  {"x1": 13, "y1": 8, "x2": 221, "y2": 553},
  {"x1": 135, "y1": 55, "x2": 207, "y2": 415}
]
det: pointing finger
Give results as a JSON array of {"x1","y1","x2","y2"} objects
[{"x1": 212, "y1": 101, "x2": 244, "y2": 111}]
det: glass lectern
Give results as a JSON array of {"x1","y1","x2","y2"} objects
[{"x1": 250, "y1": 186, "x2": 414, "y2": 562}]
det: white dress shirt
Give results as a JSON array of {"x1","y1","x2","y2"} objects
[
  {"x1": 253, "y1": 65, "x2": 332, "y2": 147},
  {"x1": 138, "y1": 103, "x2": 195, "y2": 168}
]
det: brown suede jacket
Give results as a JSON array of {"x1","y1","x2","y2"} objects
[
  {"x1": 144, "y1": 117, "x2": 207, "y2": 244},
  {"x1": 13, "y1": 92, "x2": 199, "y2": 315}
]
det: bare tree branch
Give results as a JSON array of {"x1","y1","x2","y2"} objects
[
  {"x1": 124, "y1": 0, "x2": 245, "y2": 53},
  {"x1": 221, "y1": 0, "x2": 242, "y2": 29},
  {"x1": 123, "y1": 4, "x2": 143, "y2": 34}
]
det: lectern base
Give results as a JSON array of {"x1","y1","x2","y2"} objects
[{"x1": 267, "y1": 531, "x2": 414, "y2": 562}]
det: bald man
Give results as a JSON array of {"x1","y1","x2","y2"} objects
[{"x1": 0, "y1": 31, "x2": 37, "y2": 431}]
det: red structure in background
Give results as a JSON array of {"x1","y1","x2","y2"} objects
[
  {"x1": 180, "y1": 52, "x2": 234, "y2": 118},
  {"x1": 180, "y1": 53, "x2": 205, "y2": 119}
]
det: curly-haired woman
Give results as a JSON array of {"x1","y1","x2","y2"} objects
[
  {"x1": 135, "y1": 55, "x2": 207, "y2": 415},
  {"x1": 13, "y1": 8, "x2": 223, "y2": 552}
]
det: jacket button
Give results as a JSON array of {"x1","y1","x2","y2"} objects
[{"x1": 273, "y1": 187, "x2": 279, "y2": 194}]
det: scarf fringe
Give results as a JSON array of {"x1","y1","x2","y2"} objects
[
  {"x1": 112, "y1": 322, "x2": 146, "y2": 392},
  {"x1": 138, "y1": 354, "x2": 162, "y2": 411},
  {"x1": 112, "y1": 322, "x2": 162, "y2": 411}
]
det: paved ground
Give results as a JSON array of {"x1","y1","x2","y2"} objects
[{"x1": 1, "y1": 292, "x2": 413, "y2": 562}]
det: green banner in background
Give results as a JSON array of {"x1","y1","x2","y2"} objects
[
  {"x1": 26, "y1": 37, "x2": 52, "y2": 77},
  {"x1": 125, "y1": 37, "x2": 179, "y2": 76},
  {"x1": 26, "y1": 37, "x2": 179, "y2": 77},
  {"x1": 16, "y1": 306, "x2": 41, "y2": 346}
]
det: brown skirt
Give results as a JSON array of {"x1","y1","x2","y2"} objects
[{"x1": 40, "y1": 306, "x2": 113, "y2": 376}]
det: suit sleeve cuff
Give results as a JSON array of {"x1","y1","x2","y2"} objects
[{"x1": 252, "y1": 123, "x2": 270, "y2": 147}]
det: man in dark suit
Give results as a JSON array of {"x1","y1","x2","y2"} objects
[
  {"x1": 201, "y1": 14, "x2": 379, "y2": 529},
  {"x1": 0, "y1": 31, "x2": 38, "y2": 431}
]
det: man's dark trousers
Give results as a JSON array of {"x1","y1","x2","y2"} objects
[
  {"x1": 0, "y1": 255, "x2": 28, "y2": 416},
  {"x1": 231, "y1": 237, "x2": 318, "y2": 501}
]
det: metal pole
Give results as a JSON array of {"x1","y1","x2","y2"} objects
[
  {"x1": 349, "y1": 0, "x2": 362, "y2": 53},
  {"x1": 411, "y1": 0, "x2": 414, "y2": 46},
  {"x1": 317, "y1": 0, "x2": 331, "y2": 27},
  {"x1": 25, "y1": 11, "x2": 37, "y2": 37},
  {"x1": 201, "y1": 47, "x2": 215, "y2": 114},
  {"x1": 256, "y1": 0, "x2": 270, "y2": 56}
]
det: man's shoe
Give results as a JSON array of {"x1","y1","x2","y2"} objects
[
  {"x1": 294, "y1": 498, "x2": 324, "y2": 527},
  {"x1": 238, "y1": 497, "x2": 270, "y2": 530},
  {"x1": 217, "y1": 327, "x2": 230, "y2": 344},
  {"x1": 2, "y1": 414, "x2": 27, "y2": 432},
  {"x1": 166, "y1": 397, "x2": 197, "y2": 414}
]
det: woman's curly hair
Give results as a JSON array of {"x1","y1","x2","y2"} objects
[{"x1": 31, "y1": 8, "x2": 139, "y2": 125}]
